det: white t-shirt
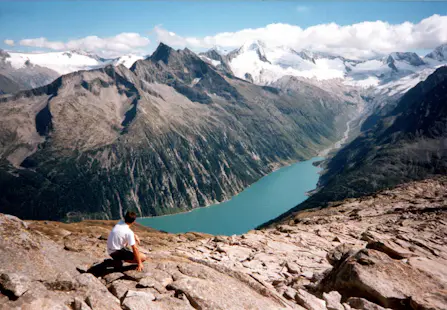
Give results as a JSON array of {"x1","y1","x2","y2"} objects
[{"x1": 107, "y1": 221, "x2": 136, "y2": 255}]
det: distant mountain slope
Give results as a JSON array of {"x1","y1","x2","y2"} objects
[
  {"x1": 5, "y1": 50, "x2": 143, "y2": 75},
  {"x1": 321, "y1": 66, "x2": 447, "y2": 194},
  {"x1": 5, "y1": 50, "x2": 107, "y2": 75},
  {"x1": 425, "y1": 43, "x2": 447, "y2": 63},
  {"x1": 111, "y1": 54, "x2": 144, "y2": 68},
  {"x1": 199, "y1": 49, "x2": 233, "y2": 75},
  {"x1": 4, "y1": 42, "x2": 446, "y2": 97},
  {"x1": 0, "y1": 49, "x2": 144, "y2": 91},
  {"x1": 211, "y1": 41, "x2": 447, "y2": 96},
  {"x1": 0, "y1": 73, "x2": 21, "y2": 94},
  {"x1": 225, "y1": 40, "x2": 349, "y2": 84},
  {"x1": 263, "y1": 66, "x2": 447, "y2": 226},
  {"x1": 0, "y1": 49, "x2": 60, "y2": 91},
  {"x1": 0, "y1": 43, "x2": 360, "y2": 221}
]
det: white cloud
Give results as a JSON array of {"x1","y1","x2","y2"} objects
[
  {"x1": 296, "y1": 6, "x2": 309, "y2": 13},
  {"x1": 18, "y1": 33, "x2": 150, "y2": 58},
  {"x1": 4, "y1": 39, "x2": 14, "y2": 46},
  {"x1": 154, "y1": 14, "x2": 447, "y2": 59}
]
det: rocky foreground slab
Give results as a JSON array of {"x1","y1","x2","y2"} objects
[{"x1": 0, "y1": 177, "x2": 446, "y2": 309}]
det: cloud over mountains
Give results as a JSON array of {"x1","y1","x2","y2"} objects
[
  {"x1": 154, "y1": 14, "x2": 447, "y2": 59},
  {"x1": 4, "y1": 14, "x2": 447, "y2": 59},
  {"x1": 7, "y1": 33, "x2": 150, "y2": 58}
]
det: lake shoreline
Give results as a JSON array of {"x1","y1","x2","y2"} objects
[
  {"x1": 138, "y1": 157, "x2": 311, "y2": 221},
  {"x1": 139, "y1": 156, "x2": 324, "y2": 235}
]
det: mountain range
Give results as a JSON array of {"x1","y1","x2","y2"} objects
[
  {"x1": 2, "y1": 42, "x2": 447, "y2": 93},
  {"x1": 204, "y1": 40, "x2": 447, "y2": 91},
  {"x1": 0, "y1": 43, "x2": 360, "y2": 220},
  {"x1": 0, "y1": 41, "x2": 446, "y2": 221}
]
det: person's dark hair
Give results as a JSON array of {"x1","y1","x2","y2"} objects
[{"x1": 124, "y1": 211, "x2": 137, "y2": 224}]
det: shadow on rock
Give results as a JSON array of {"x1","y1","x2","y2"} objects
[{"x1": 80, "y1": 259, "x2": 137, "y2": 278}]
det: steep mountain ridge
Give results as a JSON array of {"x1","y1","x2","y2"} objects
[
  {"x1": 0, "y1": 43, "x2": 360, "y2": 220},
  {"x1": 386, "y1": 52, "x2": 426, "y2": 68},
  {"x1": 320, "y1": 66, "x2": 447, "y2": 193},
  {"x1": 198, "y1": 48, "x2": 233, "y2": 75},
  {"x1": 133, "y1": 43, "x2": 243, "y2": 104},
  {"x1": 264, "y1": 66, "x2": 447, "y2": 227}
]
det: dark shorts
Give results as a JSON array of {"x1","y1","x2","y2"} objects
[{"x1": 110, "y1": 248, "x2": 134, "y2": 261}]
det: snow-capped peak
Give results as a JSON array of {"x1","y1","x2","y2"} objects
[
  {"x1": 65, "y1": 49, "x2": 106, "y2": 62},
  {"x1": 238, "y1": 40, "x2": 269, "y2": 63},
  {"x1": 295, "y1": 49, "x2": 315, "y2": 63},
  {"x1": 228, "y1": 41, "x2": 350, "y2": 84},
  {"x1": 226, "y1": 40, "x2": 447, "y2": 92},
  {"x1": 386, "y1": 52, "x2": 425, "y2": 67},
  {"x1": 241, "y1": 39, "x2": 267, "y2": 52},
  {"x1": 112, "y1": 54, "x2": 144, "y2": 68},
  {"x1": 4, "y1": 50, "x2": 143, "y2": 75},
  {"x1": 425, "y1": 43, "x2": 447, "y2": 62},
  {"x1": 209, "y1": 45, "x2": 231, "y2": 55},
  {"x1": 5, "y1": 51, "x2": 106, "y2": 75}
]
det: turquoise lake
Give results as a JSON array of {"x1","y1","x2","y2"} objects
[{"x1": 138, "y1": 157, "x2": 323, "y2": 236}]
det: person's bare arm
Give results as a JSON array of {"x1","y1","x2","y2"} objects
[
  {"x1": 135, "y1": 234, "x2": 141, "y2": 245},
  {"x1": 132, "y1": 244, "x2": 144, "y2": 271}
]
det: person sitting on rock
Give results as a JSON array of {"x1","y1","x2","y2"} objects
[{"x1": 107, "y1": 211, "x2": 147, "y2": 271}]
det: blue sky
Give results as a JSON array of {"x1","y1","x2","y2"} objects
[{"x1": 1, "y1": 1, "x2": 447, "y2": 58}]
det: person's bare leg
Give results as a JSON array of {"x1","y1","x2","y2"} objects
[{"x1": 124, "y1": 253, "x2": 147, "y2": 264}]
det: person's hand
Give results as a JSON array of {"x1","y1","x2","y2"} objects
[
  {"x1": 135, "y1": 234, "x2": 141, "y2": 245},
  {"x1": 136, "y1": 262, "x2": 144, "y2": 272}
]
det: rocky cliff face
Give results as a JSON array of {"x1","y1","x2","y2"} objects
[
  {"x1": 0, "y1": 43, "x2": 360, "y2": 220},
  {"x1": 198, "y1": 49, "x2": 234, "y2": 75},
  {"x1": 1, "y1": 177, "x2": 446, "y2": 309}
]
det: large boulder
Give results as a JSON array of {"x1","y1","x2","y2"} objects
[
  {"x1": 407, "y1": 257, "x2": 447, "y2": 285},
  {"x1": 323, "y1": 291, "x2": 344, "y2": 310},
  {"x1": 124, "y1": 296, "x2": 195, "y2": 310},
  {"x1": 75, "y1": 273, "x2": 121, "y2": 310},
  {"x1": 410, "y1": 291, "x2": 447, "y2": 310},
  {"x1": 103, "y1": 272, "x2": 125, "y2": 285},
  {"x1": 72, "y1": 297, "x2": 92, "y2": 310},
  {"x1": 137, "y1": 276, "x2": 167, "y2": 293},
  {"x1": 0, "y1": 281, "x2": 71, "y2": 310},
  {"x1": 167, "y1": 262, "x2": 286, "y2": 309},
  {"x1": 326, "y1": 243, "x2": 360, "y2": 266},
  {"x1": 362, "y1": 231, "x2": 416, "y2": 259},
  {"x1": 347, "y1": 297, "x2": 390, "y2": 310},
  {"x1": 0, "y1": 273, "x2": 31, "y2": 298},
  {"x1": 109, "y1": 279, "x2": 136, "y2": 300},
  {"x1": 124, "y1": 266, "x2": 173, "y2": 287},
  {"x1": 319, "y1": 249, "x2": 444, "y2": 309},
  {"x1": 294, "y1": 289, "x2": 327, "y2": 310},
  {"x1": 121, "y1": 290, "x2": 155, "y2": 310}
]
